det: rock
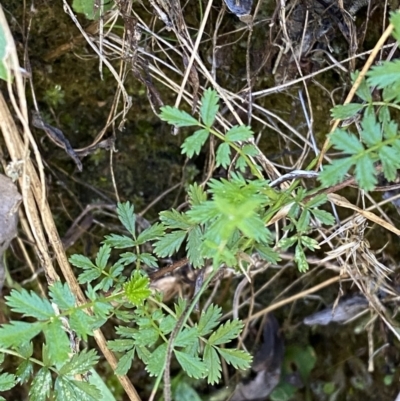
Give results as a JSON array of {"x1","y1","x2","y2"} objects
[{"x1": 0, "y1": 174, "x2": 22, "y2": 292}]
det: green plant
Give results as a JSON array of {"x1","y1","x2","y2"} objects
[
  {"x1": 0, "y1": 204, "x2": 252, "y2": 400},
  {"x1": 0, "y1": 78, "x2": 358, "y2": 399},
  {"x1": 3, "y1": 11, "x2": 400, "y2": 398},
  {"x1": 320, "y1": 12, "x2": 400, "y2": 192},
  {"x1": 0, "y1": 86, "x2": 334, "y2": 399}
]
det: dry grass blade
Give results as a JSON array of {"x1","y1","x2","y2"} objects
[
  {"x1": 328, "y1": 193, "x2": 400, "y2": 235},
  {"x1": 246, "y1": 276, "x2": 342, "y2": 323}
]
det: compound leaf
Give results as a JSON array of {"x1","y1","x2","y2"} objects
[
  {"x1": 29, "y1": 368, "x2": 51, "y2": 401},
  {"x1": 49, "y1": 282, "x2": 76, "y2": 310},
  {"x1": 102, "y1": 234, "x2": 135, "y2": 249},
  {"x1": 107, "y1": 339, "x2": 135, "y2": 352},
  {"x1": 154, "y1": 230, "x2": 187, "y2": 257},
  {"x1": 70, "y1": 310, "x2": 100, "y2": 339},
  {"x1": 136, "y1": 223, "x2": 165, "y2": 244},
  {"x1": 175, "y1": 327, "x2": 199, "y2": 348},
  {"x1": 181, "y1": 129, "x2": 209, "y2": 158},
  {"x1": 174, "y1": 350, "x2": 207, "y2": 379},
  {"x1": 311, "y1": 208, "x2": 335, "y2": 225},
  {"x1": 95, "y1": 244, "x2": 111, "y2": 270},
  {"x1": 0, "y1": 321, "x2": 44, "y2": 348},
  {"x1": 54, "y1": 376, "x2": 100, "y2": 401},
  {"x1": 188, "y1": 183, "x2": 207, "y2": 206},
  {"x1": 216, "y1": 142, "x2": 231, "y2": 168},
  {"x1": 187, "y1": 226, "x2": 204, "y2": 268},
  {"x1": 354, "y1": 154, "x2": 376, "y2": 191},
  {"x1": 200, "y1": 88, "x2": 219, "y2": 127},
  {"x1": 109, "y1": 263, "x2": 125, "y2": 278},
  {"x1": 59, "y1": 349, "x2": 99, "y2": 376},
  {"x1": 331, "y1": 103, "x2": 363, "y2": 120},
  {"x1": 6, "y1": 289, "x2": 55, "y2": 320},
  {"x1": 117, "y1": 202, "x2": 136, "y2": 235},
  {"x1": 159, "y1": 315, "x2": 176, "y2": 335},
  {"x1": 77, "y1": 268, "x2": 101, "y2": 285},
  {"x1": 160, "y1": 106, "x2": 199, "y2": 127},
  {"x1": 138, "y1": 253, "x2": 158, "y2": 268},
  {"x1": 69, "y1": 254, "x2": 96, "y2": 270},
  {"x1": 295, "y1": 244, "x2": 308, "y2": 273},
  {"x1": 383, "y1": 82, "x2": 400, "y2": 102},
  {"x1": 208, "y1": 320, "x2": 243, "y2": 346},
  {"x1": 43, "y1": 320, "x2": 70, "y2": 364},
  {"x1": 0, "y1": 372, "x2": 17, "y2": 392},
  {"x1": 16, "y1": 360, "x2": 33, "y2": 384},
  {"x1": 133, "y1": 327, "x2": 159, "y2": 347},
  {"x1": 146, "y1": 343, "x2": 167, "y2": 377},
  {"x1": 306, "y1": 193, "x2": 328, "y2": 209},
  {"x1": 216, "y1": 347, "x2": 252, "y2": 370},
  {"x1": 278, "y1": 236, "x2": 297, "y2": 250},
  {"x1": 118, "y1": 252, "x2": 137, "y2": 266},
  {"x1": 360, "y1": 108, "x2": 382, "y2": 146},
  {"x1": 318, "y1": 157, "x2": 354, "y2": 187},
  {"x1": 160, "y1": 210, "x2": 192, "y2": 230},
  {"x1": 296, "y1": 210, "x2": 310, "y2": 233},
  {"x1": 329, "y1": 129, "x2": 364, "y2": 154},
  {"x1": 380, "y1": 145, "x2": 400, "y2": 182},
  {"x1": 353, "y1": 72, "x2": 372, "y2": 102},
  {"x1": 124, "y1": 271, "x2": 151, "y2": 306},
  {"x1": 382, "y1": 119, "x2": 398, "y2": 140},
  {"x1": 203, "y1": 344, "x2": 221, "y2": 384},
  {"x1": 255, "y1": 244, "x2": 281, "y2": 264},
  {"x1": 300, "y1": 236, "x2": 319, "y2": 251},
  {"x1": 367, "y1": 59, "x2": 400, "y2": 89},
  {"x1": 71, "y1": 380, "x2": 101, "y2": 399},
  {"x1": 115, "y1": 349, "x2": 135, "y2": 376},
  {"x1": 225, "y1": 125, "x2": 253, "y2": 142}
]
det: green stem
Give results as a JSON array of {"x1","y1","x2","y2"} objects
[
  {"x1": 352, "y1": 134, "x2": 400, "y2": 161},
  {"x1": 371, "y1": 101, "x2": 400, "y2": 112},
  {"x1": 205, "y1": 125, "x2": 263, "y2": 179},
  {"x1": 0, "y1": 347, "x2": 57, "y2": 372},
  {"x1": 151, "y1": 267, "x2": 219, "y2": 397}
]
